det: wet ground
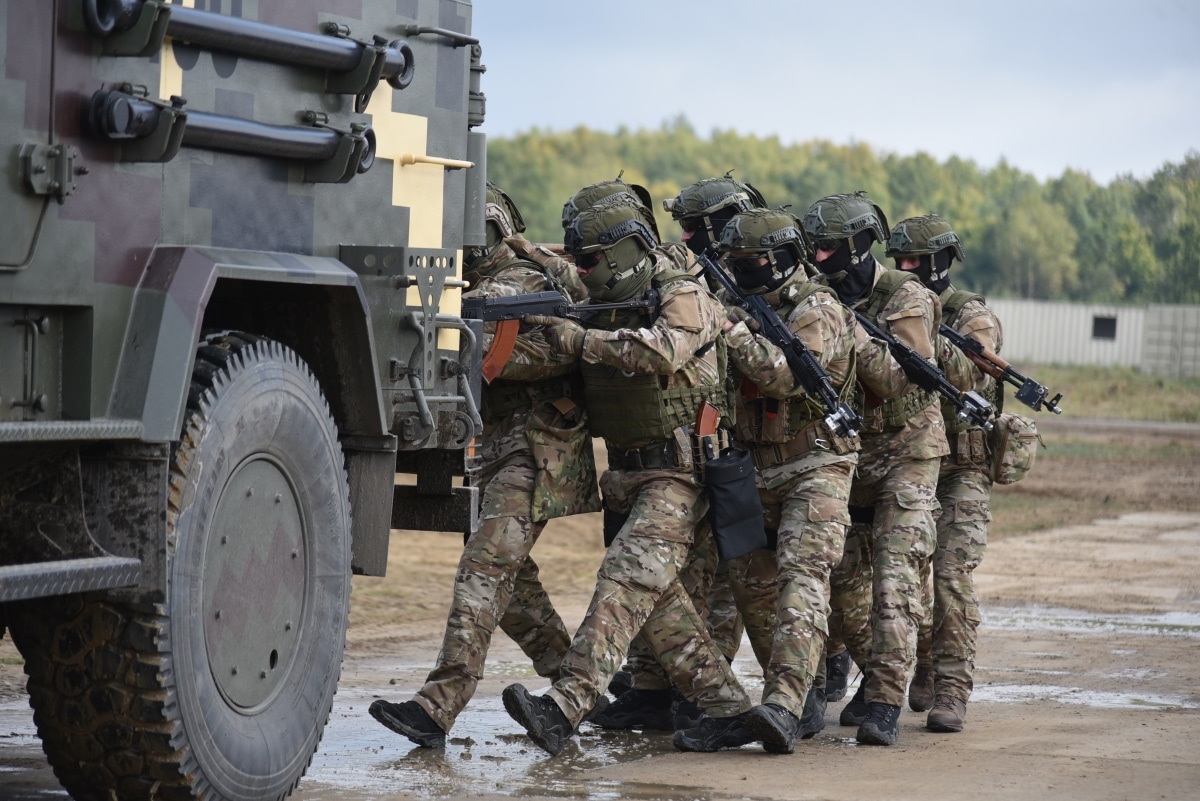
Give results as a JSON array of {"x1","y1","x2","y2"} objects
[{"x1": 3, "y1": 510, "x2": 1199, "y2": 800}]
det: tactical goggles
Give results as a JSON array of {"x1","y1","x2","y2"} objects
[
  {"x1": 813, "y1": 238, "x2": 845, "y2": 253},
  {"x1": 727, "y1": 254, "x2": 768, "y2": 272}
]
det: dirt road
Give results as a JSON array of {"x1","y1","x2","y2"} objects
[{"x1": 2, "y1": 422, "x2": 1199, "y2": 800}]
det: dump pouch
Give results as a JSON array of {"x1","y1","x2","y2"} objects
[
  {"x1": 704, "y1": 448, "x2": 767, "y2": 561},
  {"x1": 987, "y1": 413, "x2": 1041, "y2": 485}
]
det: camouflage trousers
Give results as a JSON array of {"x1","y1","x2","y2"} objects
[
  {"x1": 828, "y1": 454, "x2": 940, "y2": 708},
  {"x1": 414, "y1": 454, "x2": 570, "y2": 732},
  {"x1": 915, "y1": 463, "x2": 991, "y2": 701},
  {"x1": 749, "y1": 460, "x2": 854, "y2": 716},
  {"x1": 622, "y1": 523, "x2": 720, "y2": 692},
  {"x1": 708, "y1": 562, "x2": 746, "y2": 663},
  {"x1": 547, "y1": 468, "x2": 751, "y2": 728}
]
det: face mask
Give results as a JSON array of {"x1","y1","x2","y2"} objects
[
  {"x1": 730, "y1": 255, "x2": 774, "y2": 290},
  {"x1": 928, "y1": 250, "x2": 953, "y2": 295}
]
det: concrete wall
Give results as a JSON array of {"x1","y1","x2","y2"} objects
[{"x1": 1143, "y1": 304, "x2": 1200, "y2": 379}]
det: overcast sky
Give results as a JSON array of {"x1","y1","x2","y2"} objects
[{"x1": 472, "y1": 0, "x2": 1200, "y2": 184}]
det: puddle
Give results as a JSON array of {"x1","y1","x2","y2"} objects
[
  {"x1": 971, "y1": 683, "x2": 1199, "y2": 709},
  {"x1": 306, "y1": 685, "x2": 729, "y2": 799},
  {"x1": 982, "y1": 606, "x2": 1200, "y2": 638}
]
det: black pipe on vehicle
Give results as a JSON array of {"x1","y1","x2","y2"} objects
[{"x1": 84, "y1": 0, "x2": 414, "y2": 89}]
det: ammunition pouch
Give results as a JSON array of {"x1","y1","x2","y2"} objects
[
  {"x1": 949, "y1": 428, "x2": 990, "y2": 469},
  {"x1": 704, "y1": 449, "x2": 768, "y2": 562}
]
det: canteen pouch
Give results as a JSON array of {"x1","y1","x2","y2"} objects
[
  {"x1": 704, "y1": 448, "x2": 768, "y2": 561},
  {"x1": 988, "y1": 413, "x2": 1042, "y2": 485}
]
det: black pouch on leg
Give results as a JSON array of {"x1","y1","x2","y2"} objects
[
  {"x1": 704, "y1": 449, "x2": 767, "y2": 562},
  {"x1": 602, "y1": 502, "x2": 630, "y2": 548}
]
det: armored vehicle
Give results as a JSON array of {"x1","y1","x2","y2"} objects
[{"x1": 0, "y1": 1, "x2": 487, "y2": 798}]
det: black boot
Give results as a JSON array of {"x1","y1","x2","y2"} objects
[
  {"x1": 825, "y1": 649, "x2": 853, "y2": 702},
  {"x1": 856, "y1": 702, "x2": 902, "y2": 746},
  {"x1": 607, "y1": 669, "x2": 634, "y2": 698},
  {"x1": 585, "y1": 687, "x2": 674, "y2": 730},
  {"x1": 368, "y1": 699, "x2": 446, "y2": 748},
  {"x1": 673, "y1": 712, "x2": 754, "y2": 752},
  {"x1": 797, "y1": 687, "x2": 827, "y2": 739},
  {"x1": 671, "y1": 688, "x2": 704, "y2": 730},
  {"x1": 839, "y1": 682, "x2": 868, "y2": 726},
  {"x1": 745, "y1": 703, "x2": 802, "y2": 754},
  {"x1": 502, "y1": 683, "x2": 574, "y2": 756},
  {"x1": 581, "y1": 694, "x2": 611, "y2": 724}
]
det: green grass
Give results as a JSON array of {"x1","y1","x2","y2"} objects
[{"x1": 1024, "y1": 364, "x2": 1200, "y2": 422}]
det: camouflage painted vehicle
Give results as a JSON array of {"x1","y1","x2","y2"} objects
[{"x1": 0, "y1": 1, "x2": 488, "y2": 798}]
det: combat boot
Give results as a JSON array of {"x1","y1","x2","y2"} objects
[
  {"x1": 671, "y1": 689, "x2": 704, "y2": 730},
  {"x1": 672, "y1": 712, "x2": 755, "y2": 752},
  {"x1": 745, "y1": 703, "x2": 802, "y2": 754},
  {"x1": 908, "y1": 664, "x2": 936, "y2": 712},
  {"x1": 502, "y1": 683, "x2": 574, "y2": 756},
  {"x1": 581, "y1": 694, "x2": 611, "y2": 724},
  {"x1": 585, "y1": 687, "x2": 674, "y2": 730},
  {"x1": 856, "y1": 702, "x2": 902, "y2": 746},
  {"x1": 368, "y1": 699, "x2": 446, "y2": 748},
  {"x1": 798, "y1": 687, "x2": 826, "y2": 739},
  {"x1": 838, "y1": 682, "x2": 869, "y2": 726},
  {"x1": 926, "y1": 694, "x2": 967, "y2": 732},
  {"x1": 607, "y1": 669, "x2": 634, "y2": 698},
  {"x1": 825, "y1": 649, "x2": 853, "y2": 702}
]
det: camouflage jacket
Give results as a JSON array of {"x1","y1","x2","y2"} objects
[
  {"x1": 849, "y1": 263, "x2": 950, "y2": 461},
  {"x1": 938, "y1": 288, "x2": 1003, "y2": 399},
  {"x1": 724, "y1": 273, "x2": 859, "y2": 482},
  {"x1": 468, "y1": 248, "x2": 600, "y2": 520}
]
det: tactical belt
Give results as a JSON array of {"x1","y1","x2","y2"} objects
[
  {"x1": 608, "y1": 440, "x2": 679, "y2": 471},
  {"x1": 865, "y1": 387, "x2": 935, "y2": 433},
  {"x1": 749, "y1": 420, "x2": 829, "y2": 470}
]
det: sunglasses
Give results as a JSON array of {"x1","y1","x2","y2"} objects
[
  {"x1": 813, "y1": 238, "x2": 844, "y2": 253},
  {"x1": 574, "y1": 251, "x2": 603, "y2": 270}
]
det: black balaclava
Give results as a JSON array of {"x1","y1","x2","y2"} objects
[
  {"x1": 905, "y1": 249, "x2": 954, "y2": 295},
  {"x1": 817, "y1": 230, "x2": 876, "y2": 304}
]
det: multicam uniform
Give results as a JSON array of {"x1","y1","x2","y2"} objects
[
  {"x1": 827, "y1": 264, "x2": 950, "y2": 709},
  {"x1": 916, "y1": 289, "x2": 1003, "y2": 703},
  {"x1": 723, "y1": 275, "x2": 859, "y2": 718},
  {"x1": 412, "y1": 244, "x2": 600, "y2": 732},
  {"x1": 544, "y1": 256, "x2": 752, "y2": 728}
]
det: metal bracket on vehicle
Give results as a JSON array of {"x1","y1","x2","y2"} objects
[
  {"x1": 324, "y1": 33, "x2": 389, "y2": 112},
  {"x1": 19, "y1": 143, "x2": 81, "y2": 203},
  {"x1": 100, "y1": 0, "x2": 172, "y2": 57},
  {"x1": 105, "y1": 92, "x2": 189, "y2": 163},
  {"x1": 301, "y1": 120, "x2": 373, "y2": 183}
]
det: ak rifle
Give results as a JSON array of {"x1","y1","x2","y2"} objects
[
  {"x1": 853, "y1": 311, "x2": 995, "y2": 430},
  {"x1": 461, "y1": 290, "x2": 660, "y2": 381},
  {"x1": 696, "y1": 250, "x2": 861, "y2": 441},
  {"x1": 939, "y1": 324, "x2": 1064, "y2": 414}
]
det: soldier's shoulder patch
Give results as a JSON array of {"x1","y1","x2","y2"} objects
[{"x1": 661, "y1": 282, "x2": 706, "y2": 332}]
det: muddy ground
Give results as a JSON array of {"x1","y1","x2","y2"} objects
[{"x1": 2, "y1": 418, "x2": 1199, "y2": 800}]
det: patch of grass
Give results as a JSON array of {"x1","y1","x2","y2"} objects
[
  {"x1": 0, "y1": 656, "x2": 23, "y2": 666},
  {"x1": 1022, "y1": 364, "x2": 1200, "y2": 422}
]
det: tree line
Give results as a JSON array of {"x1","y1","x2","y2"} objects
[{"x1": 486, "y1": 117, "x2": 1200, "y2": 305}]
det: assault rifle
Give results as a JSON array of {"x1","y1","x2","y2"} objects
[
  {"x1": 853, "y1": 311, "x2": 995, "y2": 430},
  {"x1": 938, "y1": 324, "x2": 1064, "y2": 414},
  {"x1": 695, "y1": 251, "x2": 861, "y2": 441},
  {"x1": 461, "y1": 290, "x2": 660, "y2": 381}
]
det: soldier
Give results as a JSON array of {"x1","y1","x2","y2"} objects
[
  {"x1": 804, "y1": 191, "x2": 950, "y2": 746},
  {"x1": 369, "y1": 183, "x2": 600, "y2": 747},
  {"x1": 502, "y1": 195, "x2": 753, "y2": 756},
  {"x1": 715, "y1": 208, "x2": 860, "y2": 753},
  {"x1": 589, "y1": 174, "x2": 770, "y2": 733},
  {"x1": 887, "y1": 214, "x2": 1002, "y2": 733}
]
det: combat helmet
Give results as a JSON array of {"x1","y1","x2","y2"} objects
[
  {"x1": 663, "y1": 174, "x2": 767, "y2": 254},
  {"x1": 562, "y1": 175, "x2": 662, "y2": 242},
  {"x1": 466, "y1": 182, "x2": 526, "y2": 279},
  {"x1": 717, "y1": 208, "x2": 809, "y2": 293},
  {"x1": 564, "y1": 194, "x2": 659, "y2": 302},
  {"x1": 801, "y1": 191, "x2": 890, "y2": 256},
  {"x1": 886, "y1": 213, "x2": 964, "y2": 294}
]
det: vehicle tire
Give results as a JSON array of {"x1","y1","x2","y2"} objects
[{"x1": 10, "y1": 333, "x2": 352, "y2": 800}]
